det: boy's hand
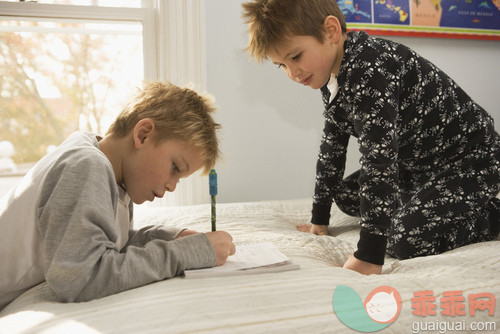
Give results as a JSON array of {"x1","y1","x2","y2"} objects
[
  {"x1": 343, "y1": 254, "x2": 382, "y2": 275},
  {"x1": 297, "y1": 223, "x2": 328, "y2": 236},
  {"x1": 205, "y1": 231, "x2": 236, "y2": 266}
]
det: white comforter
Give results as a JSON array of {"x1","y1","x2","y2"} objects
[{"x1": 1, "y1": 199, "x2": 498, "y2": 333}]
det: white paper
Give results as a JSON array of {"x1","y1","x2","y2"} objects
[{"x1": 184, "y1": 242, "x2": 299, "y2": 278}]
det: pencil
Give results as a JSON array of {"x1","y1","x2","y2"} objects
[{"x1": 209, "y1": 169, "x2": 217, "y2": 231}]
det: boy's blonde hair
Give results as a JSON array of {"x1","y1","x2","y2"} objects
[
  {"x1": 242, "y1": 0, "x2": 347, "y2": 61},
  {"x1": 107, "y1": 81, "x2": 221, "y2": 174}
]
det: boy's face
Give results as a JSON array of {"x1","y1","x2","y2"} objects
[
  {"x1": 123, "y1": 138, "x2": 204, "y2": 204},
  {"x1": 268, "y1": 34, "x2": 342, "y2": 90}
]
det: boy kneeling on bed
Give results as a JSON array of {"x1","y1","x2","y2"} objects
[
  {"x1": 242, "y1": 0, "x2": 500, "y2": 275},
  {"x1": 0, "y1": 81, "x2": 235, "y2": 310}
]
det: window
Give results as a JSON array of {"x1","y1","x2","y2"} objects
[
  {"x1": 0, "y1": 1, "x2": 156, "y2": 175},
  {"x1": 0, "y1": 0, "x2": 209, "y2": 206}
]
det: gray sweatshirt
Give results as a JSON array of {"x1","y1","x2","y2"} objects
[{"x1": 0, "y1": 132, "x2": 216, "y2": 310}]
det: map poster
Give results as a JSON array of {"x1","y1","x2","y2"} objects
[{"x1": 338, "y1": 0, "x2": 500, "y2": 40}]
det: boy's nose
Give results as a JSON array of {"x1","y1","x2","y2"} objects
[
  {"x1": 165, "y1": 182, "x2": 176, "y2": 192},
  {"x1": 287, "y1": 66, "x2": 301, "y2": 82},
  {"x1": 165, "y1": 177, "x2": 180, "y2": 192}
]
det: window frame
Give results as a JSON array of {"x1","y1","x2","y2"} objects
[
  {"x1": 0, "y1": 0, "x2": 209, "y2": 206},
  {"x1": 0, "y1": 1, "x2": 158, "y2": 80}
]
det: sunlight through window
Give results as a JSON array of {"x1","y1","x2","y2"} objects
[{"x1": 0, "y1": 13, "x2": 144, "y2": 174}]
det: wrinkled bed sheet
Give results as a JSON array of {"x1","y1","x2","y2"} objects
[{"x1": 0, "y1": 199, "x2": 498, "y2": 333}]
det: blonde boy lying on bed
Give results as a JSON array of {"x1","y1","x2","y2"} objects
[{"x1": 0, "y1": 81, "x2": 236, "y2": 310}]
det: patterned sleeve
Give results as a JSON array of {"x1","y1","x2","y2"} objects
[
  {"x1": 349, "y1": 47, "x2": 402, "y2": 264},
  {"x1": 311, "y1": 119, "x2": 350, "y2": 226}
]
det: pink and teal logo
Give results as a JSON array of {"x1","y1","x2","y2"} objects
[{"x1": 333, "y1": 285, "x2": 402, "y2": 332}]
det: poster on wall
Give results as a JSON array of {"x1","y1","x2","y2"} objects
[{"x1": 338, "y1": 0, "x2": 500, "y2": 40}]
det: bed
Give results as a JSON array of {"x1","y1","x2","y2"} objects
[{"x1": 0, "y1": 198, "x2": 498, "y2": 333}]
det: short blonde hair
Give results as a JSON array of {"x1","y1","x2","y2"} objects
[
  {"x1": 107, "y1": 81, "x2": 221, "y2": 173},
  {"x1": 242, "y1": 0, "x2": 347, "y2": 61}
]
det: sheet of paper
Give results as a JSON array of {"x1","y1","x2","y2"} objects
[{"x1": 184, "y1": 242, "x2": 298, "y2": 278}]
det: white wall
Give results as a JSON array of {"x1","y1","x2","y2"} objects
[{"x1": 205, "y1": 0, "x2": 500, "y2": 204}]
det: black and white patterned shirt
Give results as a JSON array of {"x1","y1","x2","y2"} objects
[{"x1": 312, "y1": 31, "x2": 499, "y2": 262}]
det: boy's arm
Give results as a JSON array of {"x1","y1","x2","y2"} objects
[
  {"x1": 311, "y1": 120, "x2": 350, "y2": 226},
  {"x1": 38, "y1": 151, "x2": 217, "y2": 303},
  {"x1": 125, "y1": 225, "x2": 188, "y2": 247},
  {"x1": 346, "y1": 47, "x2": 401, "y2": 267}
]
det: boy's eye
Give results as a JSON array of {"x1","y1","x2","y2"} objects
[
  {"x1": 172, "y1": 163, "x2": 180, "y2": 173},
  {"x1": 292, "y1": 52, "x2": 302, "y2": 61},
  {"x1": 277, "y1": 64, "x2": 284, "y2": 69}
]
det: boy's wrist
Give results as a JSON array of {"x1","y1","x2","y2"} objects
[
  {"x1": 311, "y1": 202, "x2": 331, "y2": 225},
  {"x1": 172, "y1": 233, "x2": 217, "y2": 269},
  {"x1": 353, "y1": 229, "x2": 387, "y2": 265}
]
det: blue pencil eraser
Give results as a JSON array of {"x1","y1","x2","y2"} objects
[{"x1": 209, "y1": 169, "x2": 217, "y2": 196}]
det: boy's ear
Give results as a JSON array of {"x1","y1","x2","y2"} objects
[
  {"x1": 323, "y1": 15, "x2": 342, "y2": 44},
  {"x1": 133, "y1": 118, "x2": 155, "y2": 148}
]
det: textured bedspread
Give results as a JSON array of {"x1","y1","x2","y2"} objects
[{"x1": 1, "y1": 199, "x2": 498, "y2": 333}]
